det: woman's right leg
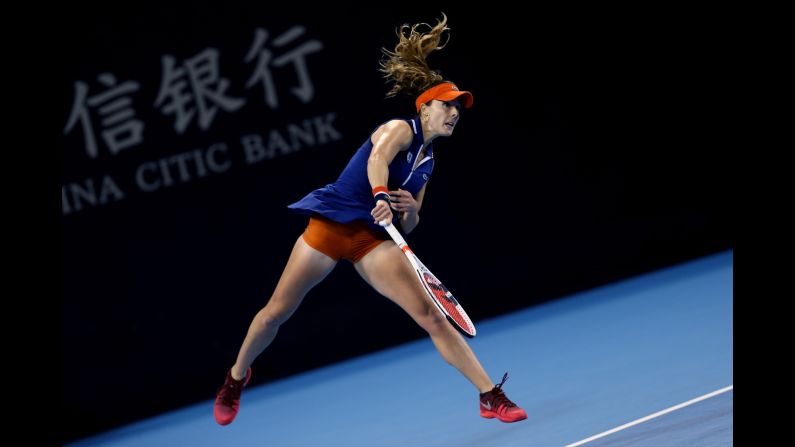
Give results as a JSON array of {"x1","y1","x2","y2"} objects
[{"x1": 229, "y1": 236, "x2": 337, "y2": 380}]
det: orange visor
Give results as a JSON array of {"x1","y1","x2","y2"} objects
[{"x1": 415, "y1": 82, "x2": 474, "y2": 112}]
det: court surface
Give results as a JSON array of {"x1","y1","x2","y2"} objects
[{"x1": 68, "y1": 250, "x2": 732, "y2": 446}]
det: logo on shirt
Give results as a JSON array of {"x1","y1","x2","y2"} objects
[
  {"x1": 423, "y1": 173, "x2": 429, "y2": 181},
  {"x1": 407, "y1": 152, "x2": 413, "y2": 163}
]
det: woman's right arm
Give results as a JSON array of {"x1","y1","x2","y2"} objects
[{"x1": 367, "y1": 120, "x2": 412, "y2": 224}]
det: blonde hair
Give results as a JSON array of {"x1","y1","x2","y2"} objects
[{"x1": 379, "y1": 13, "x2": 450, "y2": 98}]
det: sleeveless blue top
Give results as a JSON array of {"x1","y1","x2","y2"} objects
[{"x1": 288, "y1": 116, "x2": 433, "y2": 229}]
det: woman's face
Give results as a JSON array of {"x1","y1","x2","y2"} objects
[{"x1": 423, "y1": 99, "x2": 462, "y2": 137}]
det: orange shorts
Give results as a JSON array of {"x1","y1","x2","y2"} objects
[{"x1": 301, "y1": 215, "x2": 389, "y2": 263}]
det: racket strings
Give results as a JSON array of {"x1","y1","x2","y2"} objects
[
  {"x1": 421, "y1": 272, "x2": 475, "y2": 335},
  {"x1": 428, "y1": 282, "x2": 469, "y2": 328},
  {"x1": 423, "y1": 273, "x2": 454, "y2": 303}
]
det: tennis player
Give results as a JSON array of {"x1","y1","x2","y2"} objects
[{"x1": 215, "y1": 13, "x2": 527, "y2": 426}]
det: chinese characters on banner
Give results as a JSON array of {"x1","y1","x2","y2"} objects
[{"x1": 63, "y1": 25, "x2": 341, "y2": 215}]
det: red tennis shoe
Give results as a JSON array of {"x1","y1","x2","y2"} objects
[
  {"x1": 479, "y1": 372, "x2": 527, "y2": 423},
  {"x1": 214, "y1": 367, "x2": 252, "y2": 426}
]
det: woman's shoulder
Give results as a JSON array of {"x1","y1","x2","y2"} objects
[
  {"x1": 380, "y1": 118, "x2": 413, "y2": 133},
  {"x1": 372, "y1": 118, "x2": 414, "y2": 148}
]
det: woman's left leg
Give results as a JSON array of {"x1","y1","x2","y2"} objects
[{"x1": 354, "y1": 241, "x2": 494, "y2": 393}]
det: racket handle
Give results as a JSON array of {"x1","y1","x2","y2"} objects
[{"x1": 380, "y1": 220, "x2": 408, "y2": 248}]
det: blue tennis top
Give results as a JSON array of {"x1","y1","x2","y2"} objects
[{"x1": 288, "y1": 116, "x2": 433, "y2": 229}]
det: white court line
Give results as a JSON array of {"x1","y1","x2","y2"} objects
[{"x1": 564, "y1": 385, "x2": 734, "y2": 447}]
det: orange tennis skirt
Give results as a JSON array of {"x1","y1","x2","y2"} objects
[{"x1": 301, "y1": 215, "x2": 390, "y2": 263}]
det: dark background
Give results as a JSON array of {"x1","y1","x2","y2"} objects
[{"x1": 60, "y1": 3, "x2": 731, "y2": 444}]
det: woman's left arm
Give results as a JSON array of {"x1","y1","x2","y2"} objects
[{"x1": 390, "y1": 183, "x2": 427, "y2": 234}]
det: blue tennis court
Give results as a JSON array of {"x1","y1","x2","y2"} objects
[{"x1": 67, "y1": 250, "x2": 732, "y2": 446}]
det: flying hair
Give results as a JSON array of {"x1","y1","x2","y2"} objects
[{"x1": 379, "y1": 13, "x2": 451, "y2": 98}]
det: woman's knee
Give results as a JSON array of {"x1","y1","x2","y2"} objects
[
  {"x1": 253, "y1": 304, "x2": 293, "y2": 330},
  {"x1": 416, "y1": 305, "x2": 448, "y2": 334}
]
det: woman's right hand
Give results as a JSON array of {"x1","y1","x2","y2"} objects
[{"x1": 371, "y1": 199, "x2": 393, "y2": 225}]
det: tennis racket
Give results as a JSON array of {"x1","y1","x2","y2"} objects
[{"x1": 379, "y1": 221, "x2": 476, "y2": 338}]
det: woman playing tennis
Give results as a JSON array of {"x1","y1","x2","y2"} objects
[{"x1": 214, "y1": 13, "x2": 527, "y2": 426}]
